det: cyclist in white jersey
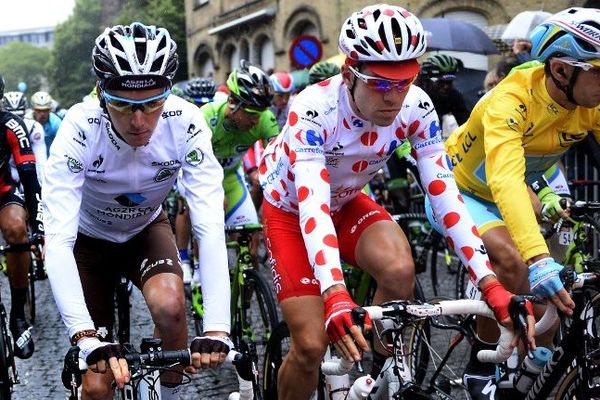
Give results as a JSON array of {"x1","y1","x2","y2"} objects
[
  {"x1": 259, "y1": 5, "x2": 534, "y2": 399},
  {"x1": 42, "y1": 23, "x2": 231, "y2": 400}
]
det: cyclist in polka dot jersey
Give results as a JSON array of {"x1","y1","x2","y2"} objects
[{"x1": 259, "y1": 4, "x2": 535, "y2": 400}]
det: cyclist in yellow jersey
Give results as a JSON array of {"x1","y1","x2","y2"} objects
[{"x1": 431, "y1": 8, "x2": 600, "y2": 399}]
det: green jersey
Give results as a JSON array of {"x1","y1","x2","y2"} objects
[{"x1": 201, "y1": 100, "x2": 279, "y2": 174}]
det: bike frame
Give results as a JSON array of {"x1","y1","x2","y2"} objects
[{"x1": 525, "y1": 275, "x2": 600, "y2": 399}]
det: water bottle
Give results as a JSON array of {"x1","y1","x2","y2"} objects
[
  {"x1": 513, "y1": 347, "x2": 552, "y2": 393},
  {"x1": 326, "y1": 373, "x2": 350, "y2": 400},
  {"x1": 348, "y1": 375, "x2": 375, "y2": 399}
]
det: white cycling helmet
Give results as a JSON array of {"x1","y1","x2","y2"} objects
[
  {"x1": 2, "y1": 91, "x2": 27, "y2": 116},
  {"x1": 31, "y1": 91, "x2": 53, "y2": 110},
  {"x1": 339, "y1": 4, "x2": 426, "y2": 79},
  {"x1": 92, "y1": 22, "x2": 178, "y2": 90}
]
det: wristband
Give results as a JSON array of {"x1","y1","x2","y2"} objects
[{"x1": 70, "y1": 329, "x2": 98, "y2": 346}]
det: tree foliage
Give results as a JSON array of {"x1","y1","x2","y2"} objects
[
  {"x1": 46, "y1": 0, "x2": 187, "y2": 107},
  {"x1": 47, "y1": 0, "x2": 102, "y2": 107},
  {"x1": 115, "y1": 0, "x2": 188, "y2": 82},
  {"x1": 0, "y1": 42, "x2": 51, "y2": 95}
]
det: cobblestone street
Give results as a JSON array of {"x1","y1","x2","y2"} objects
[{"x1": 4, "y1": 260, "x2": 470, "y2": 399}]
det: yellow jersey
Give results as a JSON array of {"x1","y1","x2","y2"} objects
[{"x1": 446, "y1": 65, "x2": 600, "y2": 261}]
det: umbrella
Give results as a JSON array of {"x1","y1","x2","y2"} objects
[
  {"x1": 421, "y1": 18, "x2": 499, "y2": 55},
  {"x1": 501, "y1": 11, "x2": 551, "y2": 41}
]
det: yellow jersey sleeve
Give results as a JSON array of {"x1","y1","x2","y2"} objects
[{"x1": 446, "y1": 64, "x2": 600, "y2": 262}]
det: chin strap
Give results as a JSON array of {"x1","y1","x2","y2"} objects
[
  {"x1": 549, "y1": 67, "x2": 581, "y2": 106},
  {"x1": 348, "y1": 74, "x2": 367, "y2": 118}
]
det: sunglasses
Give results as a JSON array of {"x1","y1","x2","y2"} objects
[
  {"x1": 554, "y1": 57, "x2": 600, "y2": 72},
  {"x1": 102, "y1": 90, "x2": 171, "y2": 114},
  {"x1": 348, "y1": 65, "x2": 415, "y2": 93}
]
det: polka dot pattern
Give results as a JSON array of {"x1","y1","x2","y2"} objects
[
  {"x1": 289, "y1": 112, "x2": 298, "y2": 126},
  {"x1": 256, "y1": 77, "x2": 495, "y2": 292},
  {"x1": 395, "y1": 127, "x2": 406, "y2": 139},
  {"x1": 320, "y1": 168, "x2": 330, "y2": 183},
  {"x1": 443, "y1": 212, "x2": 460, "y2": 228},
  {"x1": 408, "y1": 120, "x2": 420, "y2": 135},
  {"x1": 270, "y1": 190, "x2": 281, "y2": 202},
  {"x1": 361, "y1": 131, "x2": 378, "y2": 146},
  {"x1": 428, "y1": 180, "x2": 446, "y2": 196},
  {"x1": 331, "y1": 268, "x2": 344, "y2": 281},
  {"x1": 304, "y1": 217, "x2": 317, "y2": 234},
  {"x1": 298, "y1": 186, "x2": 310, "y2": 202},
  {"x1": 461, "y1": 246, "x2": 474, "y2": 260},
  {"x1": 315, "y1": 250, "x2": 326, "y2": 266},
  {"x1": 323, "y1": 234, "x2": 338, "y2": 248},
  {"x1": 352, "y1": 160, "x2": 368, "y2": 173}
]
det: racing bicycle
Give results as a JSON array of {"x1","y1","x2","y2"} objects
[{"x1": 61, "y1": 337, "x2": 262, "y2": 400}]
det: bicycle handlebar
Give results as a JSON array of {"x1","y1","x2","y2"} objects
[
  {"x1": 321, "y1": 299, "x2": 557, "y2": 376},
  {"x1": 63, "y1": 346, "x2": 258, "y2": 400}
]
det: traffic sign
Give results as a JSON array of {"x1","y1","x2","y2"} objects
[{"x1": 289, "y1": 35, "x2": 323, "y2": 69}]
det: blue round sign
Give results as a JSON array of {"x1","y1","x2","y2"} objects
[{"x1": 289, "y1": 35, "x2": 323, "y2": 69}]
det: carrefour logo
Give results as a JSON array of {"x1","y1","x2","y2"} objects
[{"x1": 305, "y1": 130, "x2": 324, "y2": 146}]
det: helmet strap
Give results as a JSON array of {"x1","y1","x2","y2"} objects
[
  {"x1": 345, "y1": 66, "x2": 366, "y2": 117},
  {"x1": 549, "y1": 66, "x2": 581, "y2": 106}
]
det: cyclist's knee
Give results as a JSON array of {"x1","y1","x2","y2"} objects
[
  {"x1": 488, "y1": 245, "x2": 528, "y2": 292},
  {"x1": 148, "y1": 289, "x2": 186, "y2": 327},
  {"x1": 288, "y1": 331, "x2": 328, "y2": 370},
  {"x1": 2, "y1": 223, "x2": 28, "y2": 244},
  {"x1": 373, "y1": 262, "x2": 414, "y2": 297}
]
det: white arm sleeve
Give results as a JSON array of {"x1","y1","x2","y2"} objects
[
  {"x1": 42, "y1": 107, "x2": 94, "y2": 338},
  {"x1": 180, "y1": 111, "x2": 231, "y2": 333}
]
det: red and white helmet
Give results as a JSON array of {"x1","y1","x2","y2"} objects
[{"x1": 339, "y1": 4, "x2": 427, "y2": 63}]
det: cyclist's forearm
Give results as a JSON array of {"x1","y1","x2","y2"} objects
[
  {"x1": 45, "y1": 234, "x2": 96, "y2": 338},
  {"x1": 195, "y1": 222, "x2": 231, "y2": 333}
]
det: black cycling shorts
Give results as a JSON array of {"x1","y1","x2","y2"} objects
[
  {"x1": 73, "y1": 211, "x2": 182, "y2": 341},
  {"x1": 0, "y1": 185, "x2": 25, "y2": 210}
]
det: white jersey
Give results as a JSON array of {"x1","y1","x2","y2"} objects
[
  {"x1": 260, "y1": 76, "x2": 495, "y2": 292},
  {"x1": 43, "y1": 95, "x2": 230, "y2": 337}
]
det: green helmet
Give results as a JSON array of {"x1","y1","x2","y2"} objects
[
  {"x1": 226, "y1": 60, "x2": 273, "y2": 109},
  {"x1": 170, "y1": 85, "x2": 184, "y2": 97},
  {"x1": 308, "y1": 62, "x2": 341, "y2": 84},
  {"x1": 421, "y1": 54, "x2": 460, "y2": 80}
]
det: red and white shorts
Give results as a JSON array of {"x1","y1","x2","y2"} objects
[{"x1": 263, "y1": 193, "x2": 393, "y2": 302}]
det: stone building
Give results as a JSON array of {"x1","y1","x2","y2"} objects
[{"x1": 184, "y1": 0, "x2": 590, "y2": 83}]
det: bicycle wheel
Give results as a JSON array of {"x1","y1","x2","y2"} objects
[
  {"x1": 0, "y1": 305, "x2": 12, "y2": 399},
  {"x1": 263, "y1": 321, "x2": 289, "y2": 400},
  {"x1": 405, "y1": 278, "x2": 430, "y2": 386},
  {"x1": 233, "y1": 268, "x2": 278, "y2": 383},
  {"x1": 455, "y1": 264, "x2": 469, "y2": 300},
  {"x1": 407, "y1": 296, "x2": 474, "y2": 398},
  {"x1": 262, "y1": 321, "x2": 325, "y2": 400},
  {"x1": 554, "y1": 292, "x2": 600, "y2": 399}
]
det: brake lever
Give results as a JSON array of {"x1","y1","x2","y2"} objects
[
  {"x1": 509, "y1": 296, "x2": 532, "y2": 358},
  {"x1": 351, "y1": 307, "x2": 367, "y2": 373}
]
